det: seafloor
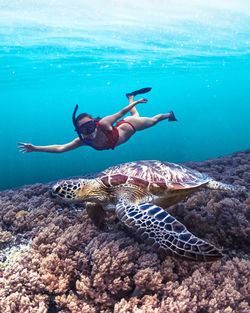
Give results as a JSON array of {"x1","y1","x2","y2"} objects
[{"x1": 0, "y1": 150, "x2": 249, "y2": 313}]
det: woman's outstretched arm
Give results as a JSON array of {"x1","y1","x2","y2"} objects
[
  {"x1": 17, "y1": 138, "x2": 85, "y2": 154},
  {"x1": 99, "y1": 98, "x2": 147, "y2": 130}
]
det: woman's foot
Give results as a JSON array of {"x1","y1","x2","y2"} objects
[
  {"x1": 168, "y1": 110, "x2": 178, "y2": 122},
  {"x1": 126, "y1": 87, "x2": 152, "y2": 99}
]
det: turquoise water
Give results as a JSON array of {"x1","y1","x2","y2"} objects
[{"x1": 0, "y1": 0, "x2": 249, "y2": 191}]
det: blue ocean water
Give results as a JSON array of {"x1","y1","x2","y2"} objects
[{"x1": 0, "y1": 0, "x2": 249, "y2": 191}]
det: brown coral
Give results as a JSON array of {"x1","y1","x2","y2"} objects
[
  {"x1": 0, "y1": 149, "x2": 249, "y2": 312},
  {"x1": 0, "y1": 230, "x2": 12, "y2": 243}
]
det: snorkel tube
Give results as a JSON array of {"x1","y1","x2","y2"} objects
[
  {"x1": 72, "y1": 105, "x2": 84, "y2": 142},
  {"x1": 72, "y1": 104, "x2": 93, "y2": 144}
]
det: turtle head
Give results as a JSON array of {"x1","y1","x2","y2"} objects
[{"x1": 51, "y1": 178, "x2": 106, "y2": 203}]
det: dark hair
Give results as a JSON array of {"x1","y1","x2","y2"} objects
[{"x1": 76, "y1": 113, "x2": 101, "y2": 125}]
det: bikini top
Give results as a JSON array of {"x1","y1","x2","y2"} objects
[{"x1": 83, "y1": 122, "x2": 119, "y2": 150}]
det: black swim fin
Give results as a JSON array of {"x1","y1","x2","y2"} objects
[
  {"x1": 126, "y1": 87, "x2": 152, "y2": 98},
  {"x1": 168, "y1": 110, "x2": 178, "y2": 122}
]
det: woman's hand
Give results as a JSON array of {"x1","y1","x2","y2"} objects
[
  {"x1": 17, "y1": 142, "x2": 36, "y2": 153},
  {"x1": 137, "y1": 98, "x2": 148, "y2": 103}
]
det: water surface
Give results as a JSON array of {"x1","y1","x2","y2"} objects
[{"x1": 0, "y1": 0, "x2": 249, "y2": 190}]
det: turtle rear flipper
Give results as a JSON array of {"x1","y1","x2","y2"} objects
[
  {"x1": 206, "y1": 180, "x2": 237, "y2": 191},
  {"x1": 116, "y1": 200, "x2": 223, "y2": 262}
]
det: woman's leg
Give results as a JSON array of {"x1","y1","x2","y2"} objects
[
  {"x1": 124, "y1": 113, "x2": 172, "y2": 131},
  {"x1": 127, "y1": 95, "x2": 140, "y2": 117},
  {"x1": 116, "y1": 112, "x2": 174, "y2": 147}
]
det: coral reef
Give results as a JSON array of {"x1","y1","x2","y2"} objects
[{"x1": 0, "y1": 150, "x2": 249, "y2": 312}]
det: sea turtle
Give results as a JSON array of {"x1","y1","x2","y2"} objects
[{"x1": 51, "y1": 160, "x2": 238, "y2": 262}]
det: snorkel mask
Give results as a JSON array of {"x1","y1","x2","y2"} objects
[{"x1": 72, "y1": 105, "x2": 97, "y2": 143}]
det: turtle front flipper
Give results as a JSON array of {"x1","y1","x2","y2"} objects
[
  {"x1": 85, "y1": 202, "x2": 106, "y2": 229},
  {"x1": 116, "y1": 201, "x2": 223, "y2": 262}
]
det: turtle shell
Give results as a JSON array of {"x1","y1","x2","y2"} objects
[{"x1": 99, "y1": 160, "x2": 211, "y2": 192}]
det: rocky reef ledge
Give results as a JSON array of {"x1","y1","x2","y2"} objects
[{"x1": 0, "y1": 150, "x2": 249, "y2": 313}]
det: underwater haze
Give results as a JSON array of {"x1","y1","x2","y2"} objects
[{"x1": 0, "y1": 0, "x2": 249, "y2": 191}]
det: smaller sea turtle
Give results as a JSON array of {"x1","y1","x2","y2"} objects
[{"x1": 51, "y1": 160, "x2": 238, "y2": 261}]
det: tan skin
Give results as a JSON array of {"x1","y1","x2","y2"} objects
[{"x1": 18, "y1": 96, "x2": 172, "y2": 153}]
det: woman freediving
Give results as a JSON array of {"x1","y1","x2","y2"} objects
[{"x1": 18, "y1": 88, "x2": 177, "y2": 153}]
